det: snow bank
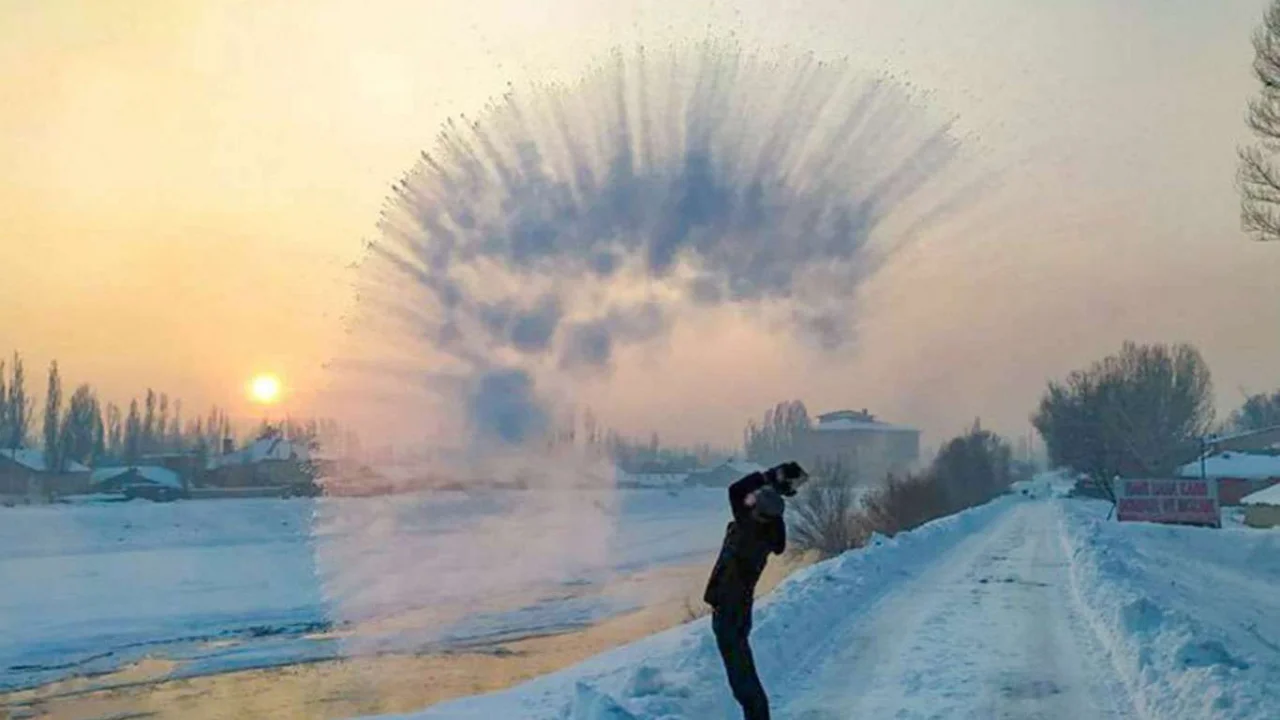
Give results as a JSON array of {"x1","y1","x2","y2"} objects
[
  {"x1": 1061, "y1": 500, "x2": 1280, "y2": 719},
  {"x1": 377, "y1": 496, "x2": 1017, "y2": 719}
]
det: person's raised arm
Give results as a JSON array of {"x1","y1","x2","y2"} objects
[{"x1": 728, "y1": 471, "x2": 768, "y2": 521}]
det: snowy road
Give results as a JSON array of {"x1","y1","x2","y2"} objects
[{"x1": 781, "y1": 501, "x2": 1134, "y2": 719}]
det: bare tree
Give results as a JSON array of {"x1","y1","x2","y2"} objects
[
  {"x1": 1032, "y1": 342, "x2": 1215, "y2": 497},
  {"x1": 171, "y1": 399, "x2": 183, "y2": 451},
  {"x1": 157, "y1": 393, "x2": 170, "y2": 453},
  {"x1": 60, "y1": 384, "x2": 101, "y2": 467},
  {"x1": 125, "y1": 398, "x2": 142, "y2": 464},
  {"x1": 1229, "y1": 389, "x2": 1280, "y2": 431},
  {"x1": 142, "y1": 389, "x2": 157, "y2": 455},
  {"x1": 0, "y1": 358, "x2": 7, "y2": 447},
  {"x1": 1239, "y1": 0, "x2": 1280, "y2": 241},
  {"x1": 105, "y1": 403, "x2": 123, "y2": 458},
  {"x1": 787, "y1": 460, "x2": 865, "y2": 559},
  {"x1": 206, "y1": 406, "x2": 221, "y2": 451},
  {"x1": 861, "y1": 472, "x2": 953, "y2": 537},
  {"x1": 43, "y1": 361, "x2": 63, "y2": 471},
  {"x1": 7, "y1": 352, "x2": 32, "y2": 451},
  {"x1": 744, "y1": 400, "x2": 811, "y2": 465},
  {"x1": 930, "y1": 420, "x2": 1014, "y2": 509},
  {"x1": 92, "y1": 398, "x2": 105, "y2": 462}
]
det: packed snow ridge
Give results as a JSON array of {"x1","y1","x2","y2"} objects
[
  {"x1": 373, "y1": 485, "x2": 1279, "y2": 719},
  {"x1": 1062, "y1": 502, "x2": 1280, "y2": 718}
]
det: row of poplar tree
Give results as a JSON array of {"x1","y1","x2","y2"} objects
[{"x1": 0, "y1": 351, "x2": 235, "y2": 471}]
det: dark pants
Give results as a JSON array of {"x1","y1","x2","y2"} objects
[{"x1": 712, "y1": 602, "x2": 770, "y2": 720}]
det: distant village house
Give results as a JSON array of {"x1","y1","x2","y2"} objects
[
  {"x1": 0, "y1": 449, "x2": 90, "y2": 504},
  {"x1": 199, "y1": 432, "x2": 316, "y2": 497},
  {"x1": 89, "y1": 466, "x2": 185, "y2": 502}
]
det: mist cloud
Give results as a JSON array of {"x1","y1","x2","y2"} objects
[{"x1": 358, "y1": 42, "x2": 978, "y2": 447}]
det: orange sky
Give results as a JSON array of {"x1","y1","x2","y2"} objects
[{"x1": 3, "y1": 0, "x2": 1279, "y2": 446}]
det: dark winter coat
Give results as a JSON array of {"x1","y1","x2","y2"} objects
[{"x1": 703, "y1": 472, "x2": 786, "y2": 609}]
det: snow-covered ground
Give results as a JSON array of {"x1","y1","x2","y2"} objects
[
  {"x1": 7, "y1": 482, "x2": 1277, "y2": 719},
  {"x1": 1063, "y1": 500, "x2": 1280, "y2": 718},
  {"x1": 0, "y1": 488, "x2": 729, "y2": 692},
  {"x1": 377, "y1": 493, "x2": 1280, "y2": 720}
]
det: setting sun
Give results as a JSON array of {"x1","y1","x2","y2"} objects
[{"x1": 248, "y1": 373, "x2": 282, "y2": 405}]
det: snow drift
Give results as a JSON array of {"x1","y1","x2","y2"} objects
[{"x1": 1061, "y1": 500, "x2": 1280, "y2": 719}]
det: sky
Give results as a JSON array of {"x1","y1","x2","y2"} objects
[{"x1": 1, "y1": 0, "x2": 1278, "y2": 448}]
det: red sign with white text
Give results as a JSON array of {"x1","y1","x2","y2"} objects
[{"x1": 1114, "y1": 478, "x2": 1220, "y2": 527}]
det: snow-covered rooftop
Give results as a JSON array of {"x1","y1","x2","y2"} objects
[
  {"x1": 208, "y1": 436, "x2": 310, "y2": 470},
  {"x1": 1176, "y1": 452, "x2": 1280, "y2": 480},
  {"x1": 1241, "y1": 482, "x2": 1280, "y2": 507},
  {"x1": 89, "y1": 466, "x2": 183, "y2": 490},
  {"x1": 0, "y1": 449, "x2": 89, "y2": 473},
  {"x1": 814, "y1": 418, "x2": 919, "y2": 433},
  {"x1": 811, "y1": 409, "x2": 918, "y2": 434}
]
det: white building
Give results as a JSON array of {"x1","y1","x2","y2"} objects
[
  {"x1": 1176, "y1": 451, "x2": 1280, "y2": 505},
  {"x1": 795, "y1": 410, "x2": 920, "y2": 480}
]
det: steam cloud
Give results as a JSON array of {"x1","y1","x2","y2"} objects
[{"x1": 357, "y1": 41, "x2": 972, "y2": 449}]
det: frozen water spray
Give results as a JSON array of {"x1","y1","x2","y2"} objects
[
  {"x1": 315, "y1": 41, "x2": 982, "y2": 648},
  {"x1": 346, "y1": 41, "x2": 975, "y2": 451}
]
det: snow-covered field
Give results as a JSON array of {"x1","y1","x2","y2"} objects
[
  {"x1": 376, "y1": 493, "x2": 1280, "y2": 720},
  {"x1": 0, "y1": 488, "x2": 729, "y2": 692}
]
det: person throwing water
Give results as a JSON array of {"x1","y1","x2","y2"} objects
[{"x1": 703, "y1": 461, "x2": 809, "y2": 720}]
